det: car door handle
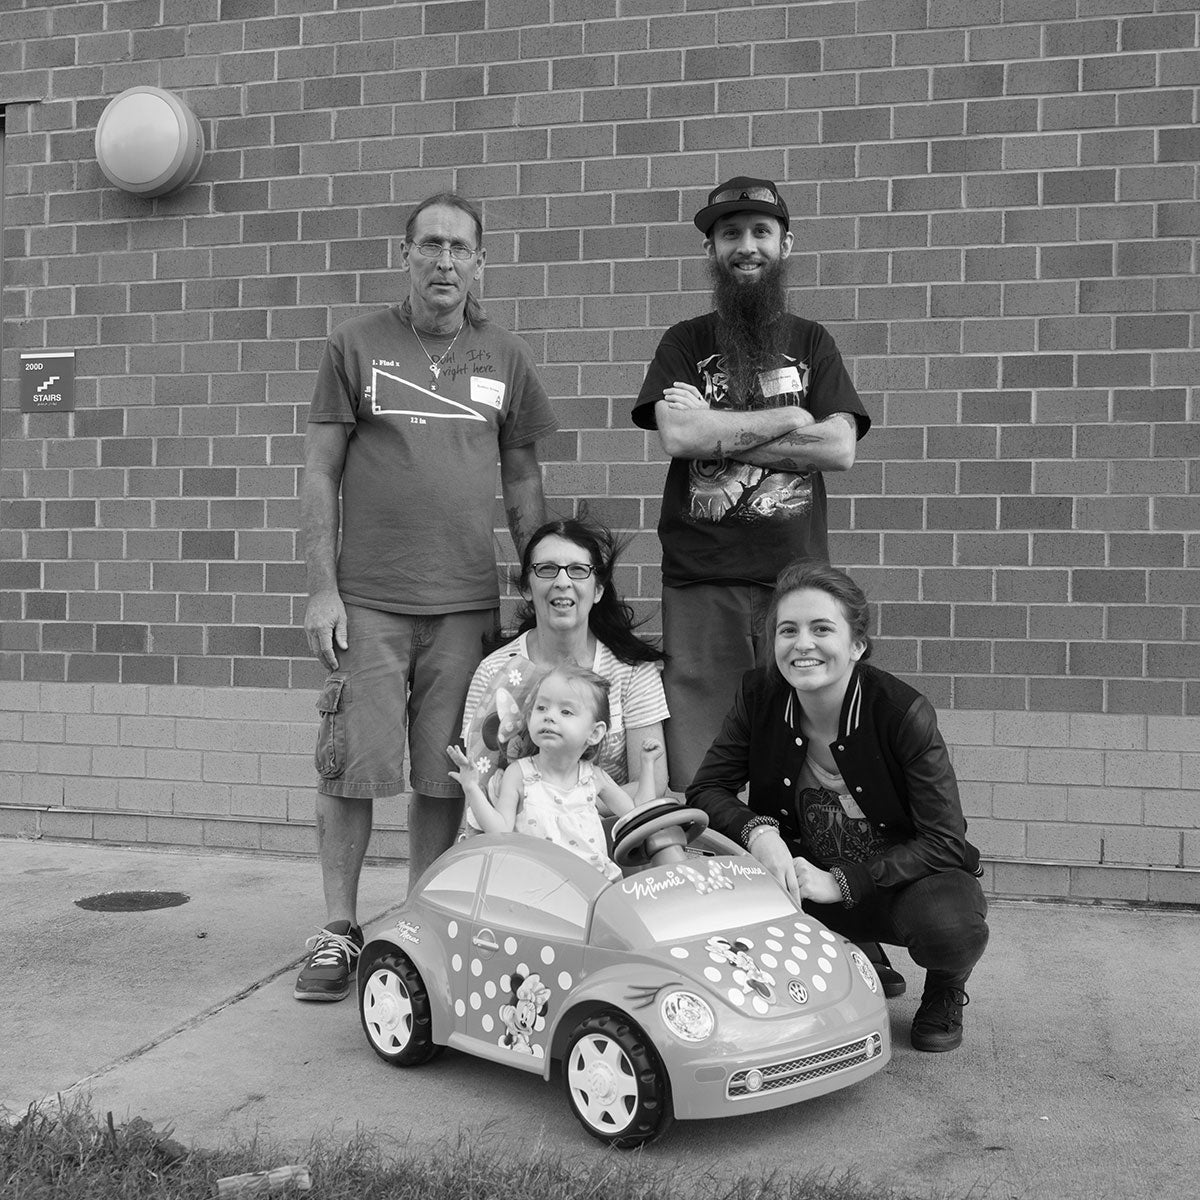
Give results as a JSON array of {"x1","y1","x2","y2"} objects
[{"x1": 472, "y1": 930, "x2": 499, "y2": 952}]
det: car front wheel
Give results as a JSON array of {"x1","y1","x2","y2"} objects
[
  {"x1": 563, "y1": 1012, "x2": 674, "y2": 1148},
  {"x1": 359, "y1": 949, "x2": 440, "y2": 1067}
]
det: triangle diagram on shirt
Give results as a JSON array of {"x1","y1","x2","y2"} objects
[{"x1": 370, "y1": 367, "x2": 486, "y2": 422}]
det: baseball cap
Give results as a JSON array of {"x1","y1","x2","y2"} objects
[{"x1": 693, "y1": 176, "x2": 790, "y2": 236}]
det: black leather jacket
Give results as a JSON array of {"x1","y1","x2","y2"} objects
[{"x1": 686, "y1": 662, "x2": 981, "y2": 905}]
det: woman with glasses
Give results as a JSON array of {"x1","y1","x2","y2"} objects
[{"x1": 458, "y1": 516, "x2": 670, "y2": 809}]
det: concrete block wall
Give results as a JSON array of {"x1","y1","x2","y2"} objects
[
  {"x1": 941, "y1": 709, "x2": 1200, "y2": 905},
  {"x1": 0, "y1": 678, "x2": 413, "y2": 861},
  {"x1": 1, "y1": 1, "x2": 1198, "y2": 903}
]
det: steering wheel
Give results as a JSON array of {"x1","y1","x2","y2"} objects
[{"x1": 611, "y1": 798, "x2": 709, "y2": 868}]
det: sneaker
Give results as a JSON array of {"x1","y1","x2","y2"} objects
[
  {"x1": 910, "y1": 986, "x2": 969, "y2": 1052},
  {"x1": 294, "y1": 920, "x2": 364, "y2": 1002},
  {"x1": 860, "y1": 943, "x2": 906, "y2": 998}
]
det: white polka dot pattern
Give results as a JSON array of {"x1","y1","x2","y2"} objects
[
  {"x1": 441, "y1": 924, "x2": 576, "y2": 1058},
  {"x1": 675, "y1": 922, "x2": 847, "y2": 1013}
]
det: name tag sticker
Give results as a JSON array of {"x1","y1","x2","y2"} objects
[
  {"x1": 837, "y1": 792, "x2": 868, "y2": 821},
  {"x1": 759, "y1": 366, "x2": 803, "y2": 397},
  {"x1": 471, "y1": 376, "x2": 506, "y2": 410}
]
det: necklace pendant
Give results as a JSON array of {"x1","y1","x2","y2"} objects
[{"x1": 429, "y1": 361, "x2": 441, "y2": 380}]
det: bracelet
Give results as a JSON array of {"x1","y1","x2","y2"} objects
[
  {"x1": 746, "y1": 825, "x2": 780, "y2": 852},
  {"x1": 830, "y1": 866, "x2": 855, "y2": 908},
  {"x1": 740, "y1": 815, "x2": 780, "y2": 849}
]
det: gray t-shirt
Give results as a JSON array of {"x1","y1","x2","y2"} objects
[{"x1": 308, "y1": 306, "x2": 557, "y2": 614}]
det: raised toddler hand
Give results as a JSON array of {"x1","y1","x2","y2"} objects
[
  {"x1": 446, "y1": 744, "x2": 480, "y2": 790},
  {"x1": 639, "y1": 738, "x2": 664, "y2": 764}
]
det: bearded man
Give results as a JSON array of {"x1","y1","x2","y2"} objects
[{"x1": 633, "y1": 177, "x2": 872, "y2": 794}]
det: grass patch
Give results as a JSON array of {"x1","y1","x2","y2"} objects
[{"x1": 3, "y1": 1096, "x2": 936, "y2": 1200}]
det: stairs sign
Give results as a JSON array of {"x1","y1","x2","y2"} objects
[{"x1": 20, "y1": 351, "x2": 75, "y2": 414}]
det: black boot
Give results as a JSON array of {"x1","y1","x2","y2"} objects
[{"x1": 910, "y1": 985, "x2": 969, "y2": 1052}]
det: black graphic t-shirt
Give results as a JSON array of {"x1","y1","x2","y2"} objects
[
  {"x1": 634, "y1": 312, "x2": 869, "y2": 587},
  {"x1": 795, "y1": 758, "x2": 887, "y2": 871}
]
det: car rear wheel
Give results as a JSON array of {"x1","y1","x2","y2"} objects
[
  {"x1": 359, "y1": 949, "x2": 441, "y2": 1067},
  {"x1": 563, "y1": 1012, "x2": 674, "y2": 1148}
]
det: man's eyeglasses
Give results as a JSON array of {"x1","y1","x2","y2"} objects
[
  {"x1": 412, "y1": 241, "x2": 477, "y2": 261},
  {"x1": 530, "y1": 563, "x2": 595, "y2": 580}
]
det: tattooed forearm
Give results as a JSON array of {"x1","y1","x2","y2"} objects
[
  {"x1": 506, "y1": 504, "x2": 539, "y2": 557},
  {"x1": 764, "y1": 456, "x2": 817, "y2": 473},
  {"x1": 500, "y1": 445, "x2": 547, "y2": 557},
  {"x1": 746, "y1": 429, "x2": 822, "y2": 473},
  {"x1": 772, "y1": 429, "x2": 824, "y2": 448},
  {"x1": 701, "y1": 410, "x2": 856, "y2": 473}
]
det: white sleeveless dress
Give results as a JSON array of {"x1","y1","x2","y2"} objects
[{"x1": 516, "y1": 757, "x2": 621, "y2": 881}]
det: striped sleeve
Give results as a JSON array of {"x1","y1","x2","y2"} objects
[{"x1": 614, "y1": 656, "x2": 670, "y2": 731}]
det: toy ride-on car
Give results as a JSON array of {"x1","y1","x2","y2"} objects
[{"x1": 357, "y1": 798, "x2": 890, "y2": 1148}]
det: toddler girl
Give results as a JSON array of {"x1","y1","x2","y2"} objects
[{"x1": 448, "y1": 664, "x2": 663, "y2": 880}]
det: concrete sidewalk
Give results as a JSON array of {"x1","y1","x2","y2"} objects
[{"x1": 3, "y1": 837, "x2": 1197, "y2": 1200}]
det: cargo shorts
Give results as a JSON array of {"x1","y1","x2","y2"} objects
[{"x1": 314, "y1": 603, "x2": 496, "y2": 800}]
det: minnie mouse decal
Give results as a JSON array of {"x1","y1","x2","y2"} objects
[
  {"x1": 706, "y1": 935, "x2": 777, "y2": 1003},
  {"x1": 675, "y1": 860, "x2": 735, "y2": 896},
  {"x1": 498, "y1": 972, "x2": 551, "y2": 1054}
]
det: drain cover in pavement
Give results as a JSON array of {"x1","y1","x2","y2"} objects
[{"x1": 75, "y1": 890, "x2": 190, "y2": 912}]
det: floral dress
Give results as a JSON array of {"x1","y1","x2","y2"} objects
[{"x1": 516, "y1": 757, "x2": 621, "y2": 881}]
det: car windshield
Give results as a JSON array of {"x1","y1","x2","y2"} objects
[{"x1": 592, "y1": 857, "x2": 797, "y2": 947}]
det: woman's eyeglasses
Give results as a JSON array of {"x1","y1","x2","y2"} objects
[{"x1": 530, "y1": 563, "x2": 595, "y2": 580}]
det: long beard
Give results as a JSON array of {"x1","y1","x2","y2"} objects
[{"x1": 709, "y1": 257, "x2": 790, "y2": 406}]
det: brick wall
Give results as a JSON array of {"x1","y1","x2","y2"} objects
[{"x1": 1, "y1": 1, "x2": 1197, "y2": 903}]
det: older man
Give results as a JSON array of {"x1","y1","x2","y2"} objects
[
  {"x1": 296, "y1": 192, "x2": 557, "y2": 1001},
  {"x1": 633, "y1": 176, "x2": 871, "y2": 793}
]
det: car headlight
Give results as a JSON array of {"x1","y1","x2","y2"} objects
[
  {"x1": 851, "y1": 950, "x2": 878, "y2": 994},
  {"x1": 660, "y1": 990, "x2": 715, "y2": 1042}
]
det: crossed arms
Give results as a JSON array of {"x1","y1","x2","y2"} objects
[{"x1": 654, "y1": 383, "x2": 858, "y2": 475}]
